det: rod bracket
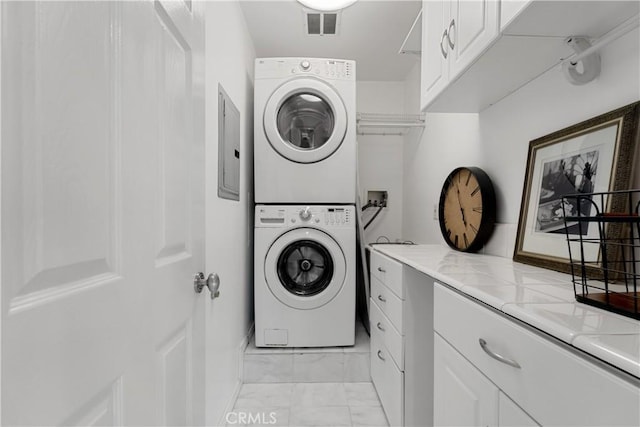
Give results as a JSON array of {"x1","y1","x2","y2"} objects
[{"x1": 562, "y1": 37, "x2": 601, "y2": 85}]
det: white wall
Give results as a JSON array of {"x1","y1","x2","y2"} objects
[
  {"x1": 402, "y1": 27, "x2": 640, "y2": 257},
  {"x1": 205, "y1": 0, "x2": 256, "y2": 424},
  {"x1": 357, "y1": 81, "x2": 406, "y2": 243}
]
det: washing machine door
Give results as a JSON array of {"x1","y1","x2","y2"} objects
[
  {"x1": 265, "y1": 228, "x2": 346, "y2": 310},
  {"x1": 263, "y1": 78, "x2": 347, "y2": 164}
]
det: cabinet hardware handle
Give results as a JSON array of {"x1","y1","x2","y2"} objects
[
  {"x1": 377, "y1": 294, "x2": 386, "y2": 302},
  {"x1": 479, "y1": 338, "x2": 521, "y2": 369},
  {"x1": 377, "y1": 266, "x2": 386, "y2": 273},
  {"x1": 376, "y1": 322, "x2": 385, "y2": 331},
  {"x1": 440, "y1": 29, "x2": 449, "y2": 59},
  {"x1": 447, "y1": 19, "x2": 456, "y2": 49},
  {"x1": 377, "y1": 350, "x2": 385, "y2": 361}
]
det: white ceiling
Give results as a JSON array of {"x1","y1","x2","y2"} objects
[{"x1": 239, "y1": 0, "x2": 422, "y2": 81}]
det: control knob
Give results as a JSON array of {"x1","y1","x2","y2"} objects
[
  {"x1": 299, "y1": 207, "x2": 312, "y2": 221},
  {"x1": 300, "y1": 60, "x2": 311, "y2": 71}
]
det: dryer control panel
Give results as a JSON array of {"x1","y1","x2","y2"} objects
[
  {"x1": 255, "y1": 57, "x2": 356, "y2": 81},
  {"x1": 256, "y1": 205, "x2": 354, "y2": 228},
  {"x1": 322, "y1": 207, "x2": 352, "y2": 226}
]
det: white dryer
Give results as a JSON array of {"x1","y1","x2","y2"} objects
[
  {"x1": 254, "y1": 57, "x2": 356, "y2": 204},
  {"x1": 254, "y1": 205, "x2": 355, "y2": 347}
]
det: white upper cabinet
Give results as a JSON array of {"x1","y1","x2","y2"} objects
[
  {"x1": 420, "y1": 0, "x2": 640, "y2": 112},
  {"x1": 448, "y1": 0, "x2": 499, "y2": 79},
  {"x1": 421, "y1": 0, "x2": 499, "y2": 110},
  {"x1": 420, "y1": 0, "x2": 450, "y2": 109}
]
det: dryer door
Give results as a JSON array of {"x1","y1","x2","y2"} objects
[
  {"x1": 264, "y1": 78, "x2": 347, "y2": 164},
  {"x1": 265, "y1": 228, "x2": 346, "y2": 310}
]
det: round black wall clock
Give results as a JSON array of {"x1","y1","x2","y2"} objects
[{"x1": 438, "y1": 167, "x2": 496, "y2": 252}]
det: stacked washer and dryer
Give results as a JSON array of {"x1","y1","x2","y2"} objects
[{"x1": 254, "y1": 58, "x2": 357, "y2": 348}]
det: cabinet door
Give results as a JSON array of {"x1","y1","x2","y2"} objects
[
  {"x1": 371, "y1": 339, "x2": 404, "y2": 427},
  {"x1": 434, "y1": 333, "x2": 499, "y2": 426},
  {"x1": 499, "y1": 393, "x2": 539, "y2": 427},
  {"x1": 420, "y1": 0, "x2": 450, "y2": 110},
  {"x1": 448, "y1": 0, "x2": 499, "y2": 80}
]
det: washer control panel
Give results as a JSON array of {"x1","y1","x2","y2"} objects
[
  {"x1": 256, "y1": 205, "x2": 354, "y2": 228},
  {"x1": 255, "y1": 58, "x2": 355, "y2": 81}
]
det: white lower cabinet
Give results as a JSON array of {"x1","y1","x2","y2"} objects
[
  {"x1": 370, "y1": 251, "x2": 434, "y2": 426},
  {"x1": 434, "y1": 283, "x2": 640, "y2": 427},
  {"x1": 371, "y1": 335, "x2": 404, "y2": 426},
  {"x1": 435, "y1": 331, "x2": 540, "y2": 426},
  {"x1": 434, "y1": 333, "x2": 499, "y2": 426}
]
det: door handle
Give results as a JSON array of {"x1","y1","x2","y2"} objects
[
  {"x1": 377, "y1": 294, "x2": 386, "y2": 302},
  {"x1": 194, "y1": 272, "x2": 221, "y2": 299},
  {"x1": 376, "y1": 322, "x2": 385, "y2": 332}
]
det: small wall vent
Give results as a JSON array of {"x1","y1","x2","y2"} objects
[
  {"x1": 307, "y1": 13, "x2": 321, "y2": 34},
  {"x1": 305, "y1": 11, "x2": 340, "y2": 36}
]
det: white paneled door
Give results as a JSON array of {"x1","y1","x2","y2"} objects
[{"x1": 1, "y1": 1, "x2": 206, "y2": 425}]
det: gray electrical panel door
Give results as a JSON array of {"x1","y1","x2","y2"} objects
[{"x1": 218, "y1": 84, "x2": 240, "y2": 200}]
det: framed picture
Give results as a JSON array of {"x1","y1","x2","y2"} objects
[{"x1": 514, "y1": 101, "x2": 640, "y2": 273}]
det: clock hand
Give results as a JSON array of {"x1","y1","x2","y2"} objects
[{"x1": 456, "y1": 184, "x2": 467, "y2": 227}]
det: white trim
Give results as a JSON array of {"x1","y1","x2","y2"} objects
[
  {"x1": 0, "y1": 3, "x2": 4, "y2": 422},
  {"x1": 216, "y1": 322, "x2": 254, "y2": 427},
  {"x1": 238, "y1": 322, "x2": 254, "y2": 382}
]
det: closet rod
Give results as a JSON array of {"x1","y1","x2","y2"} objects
[
  {"x1": 563, "y1": 15, "x2": 639, "y2": 67},
  {"x1": 358, "y1": 122, "x2": 425, "y2": 128}
]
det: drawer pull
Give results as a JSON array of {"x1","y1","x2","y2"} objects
[
  {"x1": 377, "y1": 266, "x2": 386, "y2": 273},
  {"x1": 479, "y1": 338, "x2": 521, "y2": 369},
  {"x1": 377, "y1": 294, "x2": 386, "y2": 302},
  {"x1": 376, "y1": 322, "x2": 385, "y2": 332},
  {"x1": 377, "y1": 350, "x2": 386, "y2": 361}
]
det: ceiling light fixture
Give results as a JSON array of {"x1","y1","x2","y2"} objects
[{"x1": 297, "y1": 0, "x2": 358, "y2": 12}]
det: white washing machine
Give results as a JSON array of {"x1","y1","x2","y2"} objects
[
  {"x1": 254, "y1": 57, "x2": 356, "y2": 204},
  {"x1": 254, "y1": 204, "x2": 355, "y2": 347}
]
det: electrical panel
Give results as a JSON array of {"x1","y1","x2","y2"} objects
[{"x1": 218, "y1": 84, "x2": 240, "y2": 201}]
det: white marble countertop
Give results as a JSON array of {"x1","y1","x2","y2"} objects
[{"x1": 370, "y1": 244, "x2": 640, "y2": 379}]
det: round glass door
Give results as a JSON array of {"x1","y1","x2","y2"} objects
[
  {"x1": 264, "y1": 78, "x2": 347, "y2": 164},
  {"x1": 277, "y1": 239, "x2": 335, "y2": 296},
  {"x1": 277, "y1": 94, "x2": 335, "y2": 151},
  {"x1": 264, "y1": 228, "x2": 346, "y2": 310}
]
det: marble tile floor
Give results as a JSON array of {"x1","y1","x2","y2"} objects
[
  {"x1": 244, "y1": 321, "x2": 371, "y2": 383},
  {"x1": 226, "y1": 382, "x2": 389, "y2": 427}
]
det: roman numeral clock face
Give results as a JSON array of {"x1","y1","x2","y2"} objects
[{"x1": 438, "y1": 167, "x2": 497, "y2": 252}]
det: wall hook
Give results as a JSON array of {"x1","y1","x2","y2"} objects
[{"x1": 562, "y1": 37, "x2": 601, "y2": 85}]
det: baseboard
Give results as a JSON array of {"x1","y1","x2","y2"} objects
[
  {"x1": 238, "y1": 322, "x2": 254, "y2": 380},
  {"x1": 216, "y1": 322, "x2": 255, "y2": 426}
]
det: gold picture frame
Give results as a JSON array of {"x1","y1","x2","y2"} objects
[{"x1": 514, "y1": 102, "x2": 640, "y2": 273}]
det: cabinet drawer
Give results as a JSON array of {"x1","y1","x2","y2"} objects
[
  {"x1": 434, "y1": 283, "x2": 640, "y2": 426},
  {"x1": 371, "y1": 276, "x2": 404, "y2": 334},
  {"x1": 370, "y1": 251, "x2": 404, "y2": 299},
  {"x1": 370, "y1": 298, "x2": 404, "y2": 370},
  {"x1": 371, "y1": 332, "x2": 403, "y2": 427}
]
